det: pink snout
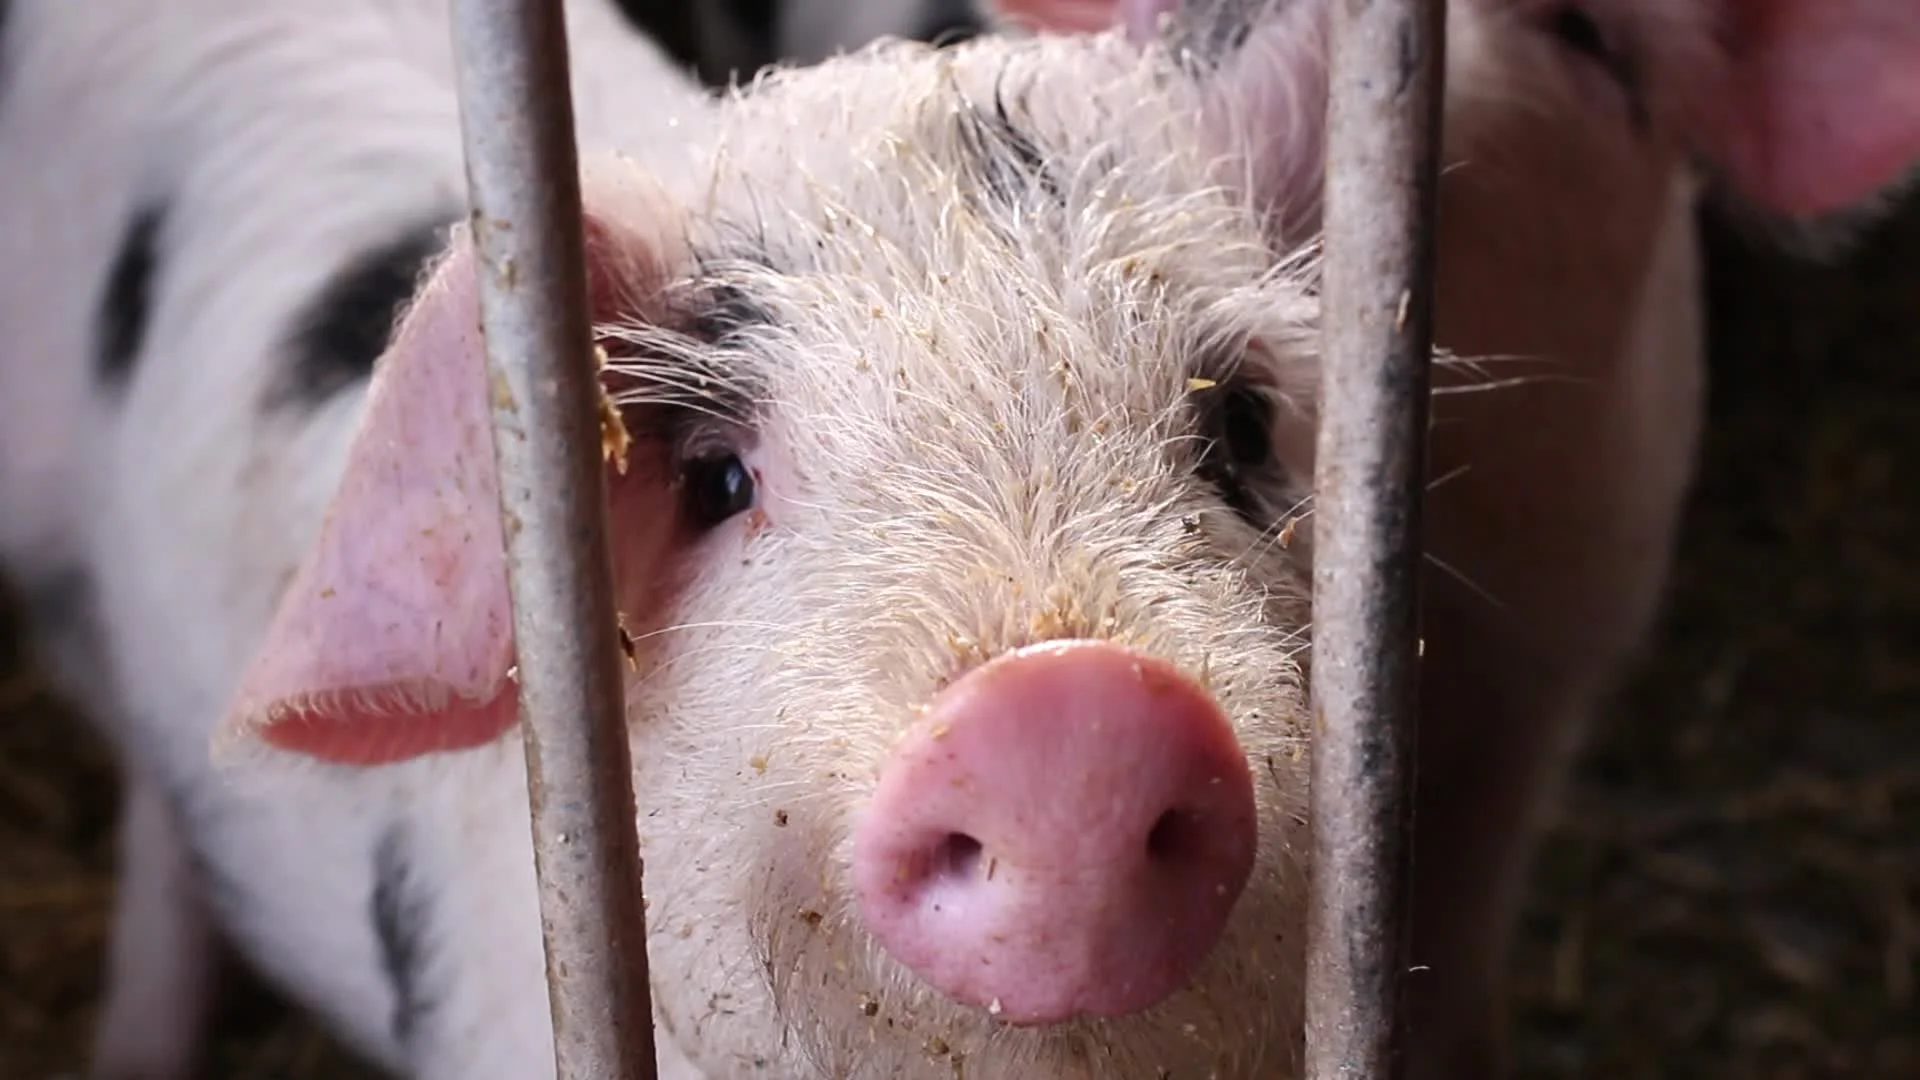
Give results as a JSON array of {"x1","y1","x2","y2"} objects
[{"x1": 851, "y1": 639, "x2": 1258, "y2": 1025}]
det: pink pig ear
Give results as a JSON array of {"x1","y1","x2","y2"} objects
[
  {"x1": 1696, "y1": 0, "x2": 1920, "y2": 216},
  {"x1": 222, "y1": 175, "x2": 682, "y2": 766},
  {"x1": 223, "y1": 232, "x2": 520, "y2": 765}
]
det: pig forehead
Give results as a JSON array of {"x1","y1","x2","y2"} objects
[
  {"x1": 676, "y1": 35, "x2": 1315, "y2": 409},
  {"x1": 688, "y1": 34, "x2": 1285, "y2": 283},
  {"x1": 708, "y1": 32, "x2": 1212, "y2": 160}
]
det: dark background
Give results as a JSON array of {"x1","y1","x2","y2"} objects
[{"x1": 2, "y1": 2, "x2": 1915, "y2": 1076}]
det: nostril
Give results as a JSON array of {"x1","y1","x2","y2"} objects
[
  {"x1": 937, "y1": 832, "x2": 983, "y2": 881},
  {"x1": 1145, "y1": 807, "x2": 1191, "y2": 861}
]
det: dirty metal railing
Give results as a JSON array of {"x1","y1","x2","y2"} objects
[
  {"x1": 1308, "y1": 0, "x2": 1446, "y2": 1078},
  {"x1": 449, "y1": 0, "x2": 660, "y2": 1078},
  {"x1": 442, "y1": 0, "x2": 1445, "y2": 1076}
]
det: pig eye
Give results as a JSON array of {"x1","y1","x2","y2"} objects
[
  {"x1": 1195, "y1": 384, "x2": 1276, "y2": 522},
  {"x1": 682, "y1": 453, "x2": 757, "y2": 529},
  {"x1": 1219, "y1": 389, "x2": 1273, "y2": 468}
]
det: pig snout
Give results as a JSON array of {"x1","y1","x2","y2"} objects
[{"x1": 850, "y1": 639, "x2": 1258, "y2": 1025}]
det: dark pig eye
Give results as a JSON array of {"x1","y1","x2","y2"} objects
[
  {"x1": 683, "y1": 453, "x2": 757, "y2": 529},
  {"x1": 1195, "y1": 382, "x2": 1276, "y2": 523},
  {"x1": 1220, "y1": 388, "x2": 1273, "y2": 471}
]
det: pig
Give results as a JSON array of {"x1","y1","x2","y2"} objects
[{"x1": 0, "y1": 1, "x2": 1916, "y2": 1080}]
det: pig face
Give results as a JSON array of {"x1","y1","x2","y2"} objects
[
  {"x1": 616, "y1": 60, "x2": 1330, "y2": 1071},
  {"x1": 235, "y1": 28, "x2": 1332, "y2": 1079},
  {"x1": 222, "y1": 0, "x2": 1920, "y2": 1078}
]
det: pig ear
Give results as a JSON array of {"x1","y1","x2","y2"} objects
[
  {"x1": 221, "y1": 184, "x2": 678, "y2": 767},
  {"x1": 1696, "y1": 0, "x2": 1920, "y2": 217},
  {"x1": 222, "y1": 231, "x2": 520, "y2": 765},
  {"x1": 986, "y1": 0, "x2": 1175, "y2": 43}
]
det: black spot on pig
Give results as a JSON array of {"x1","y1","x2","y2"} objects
[
  {"x1": 955, "y1": 71, "x2": 1062, "y2": 212},
  {"x1": 277, "y1": 217, "x2": 455, "y2": 407},
  {"x1": 15, "y1": 564, "x2": 110, "y2": 688},
  {"x1": 645, "y1": 273, "x2": 772, "y2": 426},
  {"x1": 1145, "y1": 0, "x2": 1264, "y2": 67},
  {"x1": 97, "y1": 203, "x2": 167, "y2": 388},
  {"x1": 689, "y1": 277, "x2": 776, "y2": 350},
  {"x1": 597, "y1": 260, "x2": 772, "y2": 463},
  {"x1": 371, "y1": 823, "x2": 434, "y2": 1049}
]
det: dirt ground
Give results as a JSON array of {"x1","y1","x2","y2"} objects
[{"x1": 1, "y1": 140, "x2": 1915, "y2": 1080}]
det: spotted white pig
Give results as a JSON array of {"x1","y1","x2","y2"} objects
[{"x1": 0, "y1": 1, "x2": 1915, "y2": 1079}]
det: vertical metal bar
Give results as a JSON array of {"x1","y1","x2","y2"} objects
[
  {"x1": 448, "y1": 1, "x2": 658, "y2": 1078},
  {"x1": 1306, "y1": 0, "x2": 1445, "y2": 1077}
]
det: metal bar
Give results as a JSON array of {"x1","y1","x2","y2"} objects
[
  {"x1": 1305, "y1": 0, "x2": 1446, "y2": 1076},
  {"x1": 448, "y1": 1, "x2": 658, "y2": 1078}
]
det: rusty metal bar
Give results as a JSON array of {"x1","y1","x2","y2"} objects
[
  {"x1": 1305, "y1": 0, "x2": 1446, "y2": 1077},
  {"x1": 448, "y1": 1, "x2": 658, "y2": 1078}
]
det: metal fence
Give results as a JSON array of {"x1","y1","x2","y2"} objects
[{"x1": 444, "y1": 0, "x2": 1445, "y2": 1076}]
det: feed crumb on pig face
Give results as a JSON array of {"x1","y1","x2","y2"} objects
[
  {"x1": 596, "y1": 343, "x2": 634, "y2": 475},
  {"x1": 590, "y1": 33, "x2": 1327, "y2": 1080}
]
